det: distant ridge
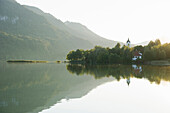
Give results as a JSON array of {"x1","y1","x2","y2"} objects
[
  {"x1": 64, "y1": 21, "x2": 124, "y2": 47},
  {"x1": 0, "y1": 0, "x2": 123, "y2": 60},
  {"x1": 135, "y1": 41, "x2": 150, "y2": 46},
  {"x1": 25, "y1": 5, "x2": 123, "y2": 47}
]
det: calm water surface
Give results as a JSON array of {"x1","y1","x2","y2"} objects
[{"x1": 0, "y1": 62, "x2": 170, "y2": 113}]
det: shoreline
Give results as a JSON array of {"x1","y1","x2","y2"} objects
[
  {"x1": 7, "y1": 60, "x2": 48, "y2": 63},
  {"x1": 5, "y1": 60, "x2": 170, "y2": 66},
  {"x1": 145, "y1": 60, "x2": 170, "y2": 66}
]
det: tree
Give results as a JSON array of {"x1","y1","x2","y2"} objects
[
  {"x1": 123, "y1": 47, "x2": 132, "y2": 63},
  {"x1": 148, "y1": 40, "x2": 155, "y2": 47},
  {"x1": 66, "y1": 50, "x2": 76, "y2": 60},
  {"x1": 75, "y1": 49, "x2": 84, "y2": 60},
  {"x1": 115, "y1": 43, "x2": 121, "y2": 49},
  {"x1": 155, "y1": 39, "x2": 161, "y2": 46},
  {"x1": 109, "y1": 53, "x2": 121, "y2": 63},
  {"x1": 159, "y1": 50, "x2": 166, "y2": 60},
  {"x1": 115, "y1": 43, "x2": 121, "y2": 55},
  {"x1": 134, "y1": 45, "x2": 144, "y2": 53},
  {"x1": 144, "y1": 48, "x2": 152, "y2": 61}
]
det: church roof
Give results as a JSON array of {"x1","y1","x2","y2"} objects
[{"x1": 133, "y1": 51, "x2": 142, "y2": 56}]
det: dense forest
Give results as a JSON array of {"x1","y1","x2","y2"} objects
[{"x1": 67, "y1": 39, "x2": 170, "y2": 64}]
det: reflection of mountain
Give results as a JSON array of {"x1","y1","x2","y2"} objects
[
  {"x1": 0, "y1": 63, "x2": 113, "y2": 113},
  {"x1": 67, "y1": 64, "x2": 170, "y2": 84}
]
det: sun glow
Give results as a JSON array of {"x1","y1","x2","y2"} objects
[{"x1": 16, "y1": 0, "x2": 170, "y2": 44}]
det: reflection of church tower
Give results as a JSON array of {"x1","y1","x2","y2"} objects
[
  {"x1": 126, "y1": 77, "x2": 130, "y2": 86},
  {"x1": 126, "y1": 38, "x2": 131, "y2": 47}
]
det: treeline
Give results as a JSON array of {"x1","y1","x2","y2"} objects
[
  {"x1": 66, "y1": 39, "x2": 170, "y2": 64},
  {"x1": 144, "y1": 39, "x2": 170, "y2": 61},
  {"x1": 67, "y1": 43, "x2": 132, "y2": 64}
]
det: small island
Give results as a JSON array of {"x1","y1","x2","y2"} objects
[{"x1": 66, "y1": 39, "x2": 170, "y2": 65}]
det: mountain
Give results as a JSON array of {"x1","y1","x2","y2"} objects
[
  {"x1": 0, "y1": 0, "x2": 121, "y2": 60},
  {"x1": 135, "y1": 41, "x2": 150, "y2": 46},
  {"x1": 65, "y1": 21, "x2": 124, "y2": 47},
  {"x1": 24, "y1": 5, "x2": 122, "y2": 47},
  {"x1": 0, "y1": 0, "x2": 56, "y2": 37}
]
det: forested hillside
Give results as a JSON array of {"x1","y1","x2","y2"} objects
[{"x1": 0, "y1": 0, "x2": 120, "y2": 60}]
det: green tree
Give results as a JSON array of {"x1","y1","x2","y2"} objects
[
  {"x1": 66, "y1": 50, "x2": 76, "y2": 60},
  {"x1": 115, "y1": 43, "x2": 121, "y2": 49},
  {"x1": 108, "y1": 53, "x2": 121, "y2": 63},
  {"x1": 148, "y1": 40, "x2": 155, "y2": 47},
  {"x1": 159, "y1": 50, "x2": 166, "y2": 60},
  {"x1": 155, "y1": 39, "x2": 161, "y2": 46},
  {"x1": 75, "y1": 49, "x2": 84, "y2": 60}
]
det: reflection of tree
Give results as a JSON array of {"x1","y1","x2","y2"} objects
[
  {"x1": 67, "y1": 64, "x2": 85, "y2": 75},
  {"x1": 142, "y1": 66, "x2": 170, "y2": 84},
  {"x1": 67, "y1": 64, "x2": 132, "y2": 80},
  {"x1": 66, "y1": 64, "x2": 170, "y2": 84}
]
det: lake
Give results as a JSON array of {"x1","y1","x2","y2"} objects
[{"x1": 0, "y1": 62, "x2": 170, "y2": 113}]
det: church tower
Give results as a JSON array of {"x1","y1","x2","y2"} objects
[{"x1": 126, "y1": 38, "x2": 131, "y2": 47}]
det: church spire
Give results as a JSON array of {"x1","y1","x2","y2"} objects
[
  {"x1": 127, "y1": 38, "x2": 130, "y2": 43},
  {"x1": 126, "y1": 38, "x2": 131, "y2": 47}
]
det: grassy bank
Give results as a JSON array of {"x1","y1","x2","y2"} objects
[
  {"x1": 7, "y1": 60, "x2": 48, "y2": 63},
  {"x1": 145, "y1": 60, "x2": 170, "y2": 66}
]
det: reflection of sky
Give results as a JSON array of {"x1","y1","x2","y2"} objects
[{"x1": 41, "y1": 78, "x2": 170, "y2": 113}]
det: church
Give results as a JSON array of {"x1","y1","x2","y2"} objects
[
  {"x1": 126, "y1": 38, "x2": 142, "y2": 61},
  {"x1": 126, "y1": 38, "x2": 131, "y2": 47}
]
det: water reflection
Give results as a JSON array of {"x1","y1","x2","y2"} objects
[
  {"x1": 67, "y1": 64, "x2": 170, "y2": 85},
  {"x1": 1, "y1": 63, "x2": 170, "y2": 113},
  {"x1": 0, "y1": 63, "x2": 112, "y2": 113}
]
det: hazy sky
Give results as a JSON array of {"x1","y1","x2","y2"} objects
[{"x1": 16, "y1": 0, "x2": 170, "y2": 44}]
